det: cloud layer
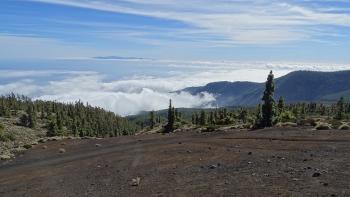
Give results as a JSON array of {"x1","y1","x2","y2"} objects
[{"x1": 1, "y1": 60, "x2": 349, "y2": 116}]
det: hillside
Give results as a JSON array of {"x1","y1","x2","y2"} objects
[
  {"x1": 183, "y1": 70, "x2": 350, "y2": 106},
  {"x1": 0, "y1": 94, "x2": 137, "y2": 160}
]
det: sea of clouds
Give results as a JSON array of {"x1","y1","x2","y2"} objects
[{"x1": 0, "y1": 60, "x2": 349, "y2": 116}]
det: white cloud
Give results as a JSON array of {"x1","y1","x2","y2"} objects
[
  {"x1": 32, "y1": 72, "x2": 219, "y2": 116},
  {"x1": 29, "y1": 0, "x2": 350, "y2": 44},
  {"x1": 0, "y1": 79, "x2": 40, "y2": 96}
]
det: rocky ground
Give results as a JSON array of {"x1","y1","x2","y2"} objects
[{"x1": 1, "y1": 127, "x2": 350, "y2": 197}]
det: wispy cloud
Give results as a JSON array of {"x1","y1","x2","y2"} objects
[{"x1": 29, "y1": 0, "x2": 350, "y2": 44}]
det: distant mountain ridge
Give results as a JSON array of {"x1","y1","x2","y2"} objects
[{"x1": 182, "y1": 70, "x2": 350, "y2": 106}]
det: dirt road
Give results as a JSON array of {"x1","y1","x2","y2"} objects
[{"x1": 1, "y1": 127, "x2": 350, "y2": 197}]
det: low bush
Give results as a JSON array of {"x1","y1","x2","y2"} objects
[
  {"x1": 23, "y1": 144, "x2": 32, "y2": 149},
  {"x1": 0, "y1": 125, "x2": 15, "y2": 142},
  {"x1": 204, "y1": 125, "x2": 219, "y2": 132},
  {"x1": 277, "y1": 110, "x2": 296, "y2": 123}
]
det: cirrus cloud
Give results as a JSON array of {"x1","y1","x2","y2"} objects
[{"x1": 29, "y1": 0, "x2": 350, "y2": 44}]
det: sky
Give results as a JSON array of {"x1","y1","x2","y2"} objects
[{"x1": 1, "y1": 0, "x2": 350, "y2": 115}]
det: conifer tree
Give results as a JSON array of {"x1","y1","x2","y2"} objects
[
  {"x1": 277, "y1": 96, "x2": 285, "y2": 115},
  {"x1": 300, "y1": 103, "x2": 306, "y2": 119},
  {"x1": 238, "y1": 108, "x2": 248, "y2": 123},
  {"x1": 19, "y1": 113, "x2": 29, "y2": 127},
  {"x1": 335, "y1": 97, "x2": 345, "y2": 120},
  {"x1": 254, "y1": 104, "x2": 262, "y2": 127},
  {"x1": 47, "y1": 118, "x2": 59, "y2": 137},
  {"x1": 165, "y1": 99, "x2": 175, "y2": 132},
  {"x1": 191, "y1": 113, "x2": 196, "y2": 125},
  {"x1": 149, "y1": 110, "x2": 156, "y2": 129},
  {"x1": 260, "y1": 71, "x2": 276, "y2": 127},
  {"x1": 209, "y1": 111, "x2": 215, "y2": 125},
  {"x1": 195, "y1": 112, "x2": 200, "y2": 125},
  {"x1": 200, "y1": 110, "x2": 206, "y2": 126},
  {"x1": 27, "y1": 106, "x2": 36, "y2": 128}
]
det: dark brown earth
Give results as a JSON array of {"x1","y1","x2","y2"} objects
[{"x1": 1, "y1": 127, "x2": 350, "y2": 197}]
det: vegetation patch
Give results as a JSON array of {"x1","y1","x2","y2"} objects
[{"x1": 23, "y1": 144, "x2": 32, "y2": 149}]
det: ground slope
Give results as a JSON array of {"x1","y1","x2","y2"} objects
[{"x1": 1, "y1": 128, "x2": 350, "y2": 197}]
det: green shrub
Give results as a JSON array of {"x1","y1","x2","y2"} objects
[
  {"x1": 0, "y1": 133, "x2": 6, "y2": 142},
  {"x1": 204, "y1": 125, "x2": 219, "y2": 132},
  {"x1": 0, "y1": 124, "x2": 15, "y2": 142},
  {"x1": 5, "y1": 132, "x2": 15, "y2": 141},
  {"x1": 277, "y1": 110, "x2": 296, "y2": 123},
  {"x1": 23, "y1": 144, "x2": 32, "y2": 149}
]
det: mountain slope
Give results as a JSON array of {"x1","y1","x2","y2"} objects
[{"x1": 182, "y1": 70, "x2": 350, "y2": 106}]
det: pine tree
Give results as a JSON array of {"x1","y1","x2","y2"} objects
[
  {"x1": 19, "y1": 113, "x2": 29, "y2": 127},
  {"x1": 209, "y1": 111, "x2": 215, "y2": 125},
  {"x1": 56, "y1": 113, "x2": 63, "y2": 131},
  {"x1": 254, "y1": 104, "x2": 262, "y2": 127},
  {"x1": 27, "y1": 106, "x2": 36, "y2": 128},
  {"x1": 300, "y1": 103, "x2": 306, "y2": 119},
  {"x1": 47, "y1": 118, "x2": 59, "y2": 137},
  {"x1": 165, "y1": 99, "x2": 175, "y2": 132},
  {"x1": 260, "y1": 71, "x2": 276, "y2": 128},
  {"x1": 174, "y1": 109, "x2": 179, "y2": 121},
  {"x1": 195, "y1": 112, "x2": 200, "y2": 125},
  {"x1": 277, "y1": 96, "x2": 285, "y2": 115},
  {"x1": 238, "y1": 108, "x2": 248, "y2": 123},
  {"x1": 200, "y1": 110, "x2": 206, "y2": 126},
  {"x1": 191, "y1": 113, "x2": 196, "y2": 125},
  {"x1": 335, "y1": 97, "x2": 345, "y2": 120},
  {"x1": 149, "y1": 110, "x2": 156, "y2": 129}
]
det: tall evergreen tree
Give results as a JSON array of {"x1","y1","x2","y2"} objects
[
  {"x1": 254, "y1": 104, "x2": 262, "y2": 127},
  {"x1": 260, "y1": 71, "x2": 276, "y2": 127},
  {"x1": 191, "y1": 113, "x2": 196, "y2": 125},
  {"x1": 165, "y1": 99, "x2": 175, "y2": 132},
  {"x1": 238, "y1": 108, "x2": 248, "y2": 123},
  {"x1": 149, "y1": 110, "x2": 156, "y2": 129},
  {"x1": 195, "y1": 112, "x2": 200, "y2": 125},
  {"x1": 199, "y1": 110, "x2": 207, "y2": 126},
  {"x1": 27, "y1": 106, "x2": 36, "y2": 128},
  {"x1": 19, "y1": 113, "x2": 29, "y2": 127},
  {"x1": 209, "y1": 111, "x2": 215, "y2": 125},
  {"x1": 277, "y1": 96, "x2": 285, "y2": 115},
  {"x1": 335, "y1": 97, "x2": 345, "y2": 120}
]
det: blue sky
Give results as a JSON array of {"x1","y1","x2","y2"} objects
[
  {"x1": 1, "y1": 0, "x2": 350, "y2": 62},
  {"x1": 1, "y1": 0, "x2": 350, "y2": 115}
]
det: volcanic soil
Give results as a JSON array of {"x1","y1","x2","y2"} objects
[{"x1": 1, "y1": 127, "x2": 350, "y2": 197}]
